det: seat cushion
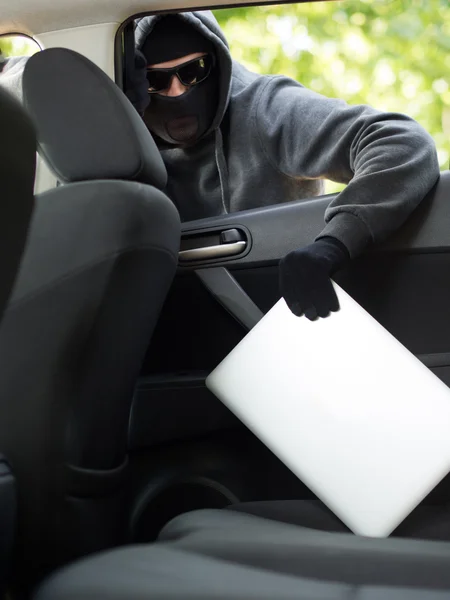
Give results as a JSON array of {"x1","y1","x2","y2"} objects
[
  {"x1": 35, "y1": 508, "x2": 450, "y2": 599},
  {"x1": 229, "y1": 499, "x2": 450, "y2": 541},
  {"x1": 230, "y1": 500, "x2": 349, "y2": 533},
  {"x1": 159, "y1": 508, "x2": 450, "y2": 587}
]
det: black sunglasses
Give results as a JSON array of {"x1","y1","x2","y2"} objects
[{"x1": 146, "y1": 54, "x2": 214, "y2": 94}]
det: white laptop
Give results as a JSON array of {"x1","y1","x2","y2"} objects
[{"x1": 206, "y1": 282, "x2": 450, "y2": 537}]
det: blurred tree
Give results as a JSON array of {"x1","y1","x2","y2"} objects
[
  {"x1": 214, "y1": 0, "x2": 450, "y2": 193},
  {"x1": 0, "y1": 35, "x2": 39, "y2": 59},
  {"x1": 0, "y1": 37, "x2": 13, "y2": 58}
]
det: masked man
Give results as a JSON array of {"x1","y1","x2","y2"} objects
[{"x1": 128, "y1": 12, "x2": 439, "y2": 319}]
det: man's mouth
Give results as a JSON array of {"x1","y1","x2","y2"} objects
[{"x1": 166, "y1": 115, "x2": 198, "y2": 143}]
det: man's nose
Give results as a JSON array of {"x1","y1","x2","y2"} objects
[{"x1": 166, "y1": 75, "x2": 188, "y2": 97}]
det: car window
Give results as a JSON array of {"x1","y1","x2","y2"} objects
[
  {"x1": 214, "y1": 0, "x2": 449, "y2": 194},
  {"x1": 0, "y1": 34, "x2": 40, "y2": 102},
  {"x1": 126, "y1": 0, "x2": 448, "y2": 200},
  {"x1": 0, "y1": 34, "x2": 40, "y2": 60}
]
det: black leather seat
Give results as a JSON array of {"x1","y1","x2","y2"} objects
[
  {"x1": 0, "y1": 48, "x2": 180, "y2": 591},
  {"x1": 34, "y1": 507, "x2": 450, "y2": 599},
  {"x1": 0, "y1": 86, "x2": 35, "y2": 597},
  {"x1": 228, "y1": 497, "x2": 450, "y2": 540}
]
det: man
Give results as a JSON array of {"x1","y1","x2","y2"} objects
[{"x1": 128, "y1": 11, "x2": 440, "y2": 320}]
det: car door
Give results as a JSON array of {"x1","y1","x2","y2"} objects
[
  {"x1": 119, "y1": 6, "x2": 450, "y2": 538},
  {"x1": 127, "y1": 172, "x2": 450, "y2": 515}
]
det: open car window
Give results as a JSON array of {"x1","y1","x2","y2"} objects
[
  {"x1": 0, "y1": 34, "x2": 40, "y2": 102},
  {"x1": 213, "y1": 1, "x2": 450, "y2": 192},
  {"x1": 126, "y1": 1, "x2": 449, "y2": 196}
]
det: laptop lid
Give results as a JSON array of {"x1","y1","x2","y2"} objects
[{"x1": 206, "y1": 283, "x2": 450, "y2": 537}]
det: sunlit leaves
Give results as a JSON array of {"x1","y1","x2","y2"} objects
[
  {"x1": 0, "y1": 35, "x2": 39, "y2": 58},
  {"x1": 214, "y1": 0, "x2": 450, "y2": 181}
]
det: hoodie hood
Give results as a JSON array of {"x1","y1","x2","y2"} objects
[{"x1": 135, "y1": 11, "x2": 232, "y2": 138}]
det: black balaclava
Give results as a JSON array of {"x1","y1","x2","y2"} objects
[{"x1": 142, "y1": 15, "x2": 219, "y2": 146}]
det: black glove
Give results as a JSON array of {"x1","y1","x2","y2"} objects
[
  {"x1": 125, "y1": 50, "x2": 150, "y2": 117},
  {"x1": 279, "y1": 237, "x2": 350, "y2": 320}
]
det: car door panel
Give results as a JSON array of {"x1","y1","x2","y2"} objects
[
  {"x1": 131, "y1": 171, "x2": 450, "y2": 450},
  {"x1": 178, "y1": 170, "x2": 449, "y2": 269}
]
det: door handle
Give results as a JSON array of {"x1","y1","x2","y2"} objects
[{"x1": 179, "y1": 240, "x2": 246, "y2": 262}]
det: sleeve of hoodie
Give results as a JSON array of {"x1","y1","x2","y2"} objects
[{"x1": 255, "y1": 76, "x2": 440, "y2": 257}]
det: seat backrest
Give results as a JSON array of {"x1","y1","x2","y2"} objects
[
  {"x1": 0, "y1": 85, "x2": 35, "y2": 597},
  {"x1": 0, "y1": 49, "x2": 180, "y2": 591},
  {"x1": 0, "y1": 86, "x2": 35, "y2": 322}
]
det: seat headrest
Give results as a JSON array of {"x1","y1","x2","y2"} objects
[{"x1": 22, "y1": 48, "x2": 167, "y2": 190}]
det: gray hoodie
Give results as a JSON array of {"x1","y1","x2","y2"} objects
[
  {"x1": 136, "y1": 11, "x2": 440, "y2": 257},
  {"x1": 0, "y1": 55, "x2": 29, "y2": 102}
]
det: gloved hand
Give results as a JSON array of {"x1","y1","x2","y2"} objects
[
  {"x1": 279, "y1": 236, "x2": 350, "y2": 320},
  {"x1": 125, "y1": 49, "x2": 150, "y2": 117}
]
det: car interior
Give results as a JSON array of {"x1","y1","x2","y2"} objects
[{"x1": 1, "y1": 0, "x2": 450, "y2": 598}]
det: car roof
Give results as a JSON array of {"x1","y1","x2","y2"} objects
[{"x1": 0, "y1": 0, "x2": 269, "y2": 36}]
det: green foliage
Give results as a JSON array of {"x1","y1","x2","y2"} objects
[
  {"x1": 0, "y1": 37, "x2": 13, "y2": 57},
  {"x1": 214, "y1": 0, "x2": 450, "y2": 193},
  {"x1": 0, "y1": 35, "x2": 39, "y2": 58}
]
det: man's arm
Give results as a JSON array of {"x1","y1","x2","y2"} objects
[
  {"x1": 256, "y1": 76, "x2": 440, "y2": 258},
  {"x1": 254, "y1": 76, "x2": 440, "y2": 319}
]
